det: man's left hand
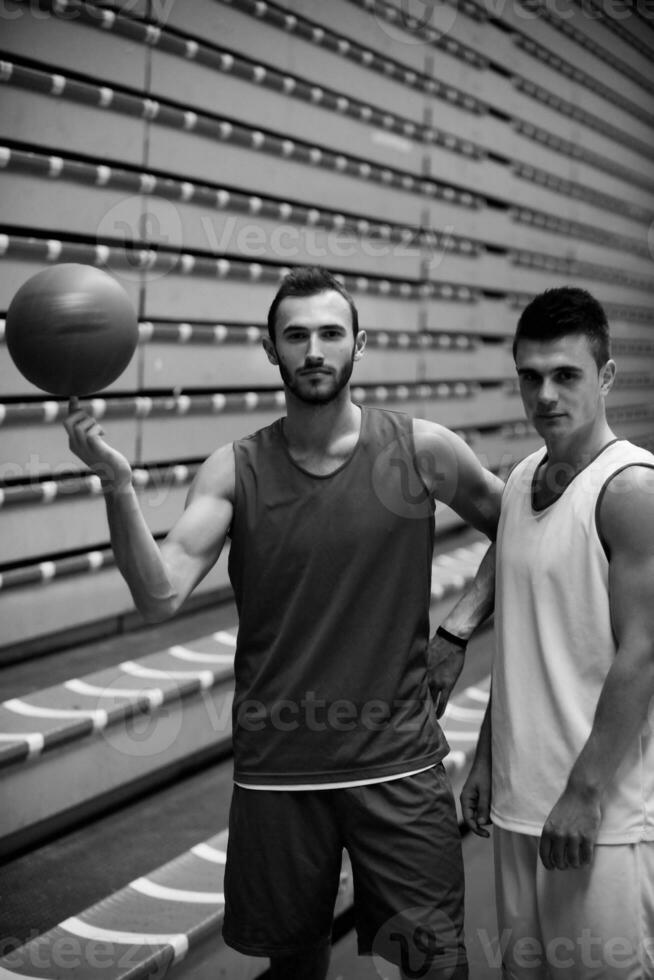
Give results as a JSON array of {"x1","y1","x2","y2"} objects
[
  {"x1": 539, "y1": 788, "x2": 602, "y2": 870},
  {"x1": 427, "y1": 633, "x2": 465, "y2": 718}
]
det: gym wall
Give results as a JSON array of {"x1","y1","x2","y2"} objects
[{"x1": 1, "y1": 0, "x2": 653, "y2": 655}]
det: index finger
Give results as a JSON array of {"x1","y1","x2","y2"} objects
[
  {"x1": 579, "y1": 837, "x2": 595, "y2": 867},
  {"x1": 435, "y1": 687, "x2": 451, "y2": 718},
  {"x1": 460, "y1": 798, "x2": 478, "y2": 833},
  {"x1": 566, "y1": 834, "x2": 581, "y2": 869},
  {"x1": 461, "y1": 788, "x2": 489, "y2": 837},
  {"x1": 68, "y1": 396, "x2": 80, "y2": 414},
  {"x1": 539, "y1": 830, "x2": 554, "y2": 870}
]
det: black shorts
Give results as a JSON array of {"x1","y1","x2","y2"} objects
[{"x1": 222, "y1": 764, "x2": 467, "y2": 975}]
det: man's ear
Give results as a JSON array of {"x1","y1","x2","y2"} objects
[
  {"x1": 353, "y1": 329, "x2": 367, "y2": 360},
  {"x1": 262, "y1": 337, "x2": 279, "y2": 366},
  {"x1": 600, "y1": 359, "x2": 616, "y2": 396}
]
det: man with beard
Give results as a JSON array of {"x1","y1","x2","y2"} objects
[{"x1": 66, "y1": 266, "x2": 502, "y2": 980}]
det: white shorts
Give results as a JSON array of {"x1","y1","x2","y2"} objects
[{"x1": 493, "y1": 827, "x2": 654, "y2": 980}]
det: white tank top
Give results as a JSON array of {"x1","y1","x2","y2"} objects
[{"x1": 492, "y1": 439, "x2": 654, "y2": 843}]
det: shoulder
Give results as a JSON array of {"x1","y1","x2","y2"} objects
[
  {"x1": 411, "y1": 416, "x2": 503, "y2": 508},
  {"x1": 190, "y1": 443, "x2": 236, "y2": 504},
  {"x1": 363, "y1": 405, "x2": 409, "y2": 434},
  {"x1": 231, "y1": 418, "x2": 283, "y2": 455},
  {"x1": 598, "y1": 462, "x2": 654, "y2": 557},
  {"x1": 411, "y1": 415, "x2": 499, "y2": 478},
  {"x1": 412, "y1": 416, "x2": 466, "y2": 455}
]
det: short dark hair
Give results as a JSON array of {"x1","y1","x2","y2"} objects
[
  {"x1": 266, "y1": 266, "x2": 359, "y2": 342},
  {"x1": 513, "y1": 287, "x2": 611, "y2": 369}
]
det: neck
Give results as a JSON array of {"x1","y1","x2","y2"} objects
[
  {"x1": 543, "y1": 418, "x2": 616, "y2": 470},
  {"x1": 282, "y1": 386, "x2": 360, "y2": 452}
]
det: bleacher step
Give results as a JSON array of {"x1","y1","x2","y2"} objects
[
  {"x1": 0, "y1": 635, "x2": 236, "y2": 858},
  {"x1": 0, "y1": 676, "x2": 489, "y2": 980},
  {"x1": 0, "y1": 828, "x2": 354, "y2": 980}
]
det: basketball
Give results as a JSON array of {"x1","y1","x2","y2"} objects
[{"x1": 5, "y1": 264, "x2": 139, "y2": 396}]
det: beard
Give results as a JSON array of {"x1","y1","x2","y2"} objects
[{"x1": 277, "y1": 349, "x2": 356, "y2": 405}]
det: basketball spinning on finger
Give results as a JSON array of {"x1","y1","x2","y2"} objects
[{"x1": 5, "y1": 263, "x2": 139, "y2": 396}]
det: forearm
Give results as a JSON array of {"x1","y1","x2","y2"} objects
[
  {"x1": 440, "y1": 542, "x2": 495, "y2": 641},
  {"x1": 104, "y1": 484, "x2": 178, "y2": 621},
  {"x1": 567, "y1": 643, "x2": 654, "y2": 800}
]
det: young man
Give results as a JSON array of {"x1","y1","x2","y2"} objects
[
  {"x1": 66, "y1": 266, "x2": 502, "y2": 979},
  {"x1": 460, "y1": 287, "x2": 654, "y2": 978}
]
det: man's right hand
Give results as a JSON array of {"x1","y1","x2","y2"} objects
[
  {"x1": 460, "y1": 757, "x2": 492, "y2": 838},
  {"x1": 64, "y1": 397, "x2": 133, "y2": 491},
  {"x1": 427, "y1": 632, "x2": 465, "y2": 719}
]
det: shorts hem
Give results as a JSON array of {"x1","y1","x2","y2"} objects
[
  {"x1": 358, "y1": 944, "x2": 466, "y2": 973},
  {"x1": 222, "y1": 931, "x2": 331, "y2": 959},
  {"x1": 357, "y1": 938, "x2": 466, "y2": 971},
  {"x1": 234, "y1": 749, "x2": 447, "y2": 787}
]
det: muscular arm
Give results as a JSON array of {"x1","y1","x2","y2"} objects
[
  {"x1": 426, "y1": 542, "x2": 496, "y2": 715},
  {"x1": 439, "y1": 541, "x2": 496, "y2": 641},
  {"x1": 118, "y1": 447, "x2": 234, "y2": 621},
  {"x1": 413, "y1": 418, "x2": 504, "y2": 540},
  {"x1": 539, "y1": 465, "x2": 654, "y2": 870},
  {"x1": 66, "y1": 403, "x2": 234, "y2": 622},
  {"x1": 413, "y1": 419, "x2": 502, "y2": 712}
]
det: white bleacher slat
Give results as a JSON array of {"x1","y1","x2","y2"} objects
[
  {"x1": 0, "y1": 415, "x2": 139, "y2": 481},
  {"x1": 537, "y1": 0, "x2": 654, "y2": 92},
  {"x1": 478, "y1": 12, "x2": 654, "y2": 140},
  {"x1": 1, "y1": 88, "x2": 148, "y2": 167},
  {"x1": 2, "y1": 1, "x2": 149, "y2": 89},
  {"x1": 0, "y1": 554, "x2": 230, "y2": 650},
  {"x1": 487, "y1": 76, "x2": 653, "y2": 180},
  {"x1": 156, "y1": 0, "x2": 432, "y2": 125}
]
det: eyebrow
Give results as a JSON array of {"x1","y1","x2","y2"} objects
[
  {"x1": 517, "y1": 365, "x2": 583, "y2": 375},
  {"x1": 281, "y1": 322, "x2": 347, "y2": 333}
]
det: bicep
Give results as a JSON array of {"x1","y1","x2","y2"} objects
[
  {"x1": 608, "y1": 545, "x2": 654, "y2": 651},
  {"x1": 160, "y1": 446, "x2": 235, "y2": 599},
  {"x1": 167, "y1": 490, "x2": 233, "y2": 557},
  {"x1": 602, "y1": 470, "x2": 654, "y2": 649},
  {"x1": 416, "y1": 421, "x2": 503, "y2": 537},
  {"x1": 448, "y1": 458, "x2": 503, "y2": 538}
]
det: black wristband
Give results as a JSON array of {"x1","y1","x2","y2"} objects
[{"x1": 435, "y1": 625, "x2": 468, "y2": 649}]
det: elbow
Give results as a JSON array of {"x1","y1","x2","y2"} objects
[
  {"x1": 139, "y1": 606, "x2": 171, "y2": 625},
  {"x1": 135, "y1": 594, "x2": 180, "y2": 625}
]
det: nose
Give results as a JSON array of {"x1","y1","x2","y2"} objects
[
  {"x1": 537, "y1": 377, "x2": 558, "y2": 407},
  {"x1": 305, "y1": 333, "x2": 324, "y2": 365}
]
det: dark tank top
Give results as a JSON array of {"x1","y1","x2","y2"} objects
[{"x1": 227, "y1": 406, "x2": 448, "y2": 786}]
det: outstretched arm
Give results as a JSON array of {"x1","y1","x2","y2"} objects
[
  {"x1": 539, "y1": 465, "x2": 654, "y2": 870},
  {"x1": 65, "y1": 400, "x2": 234, "y2": 623}
]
